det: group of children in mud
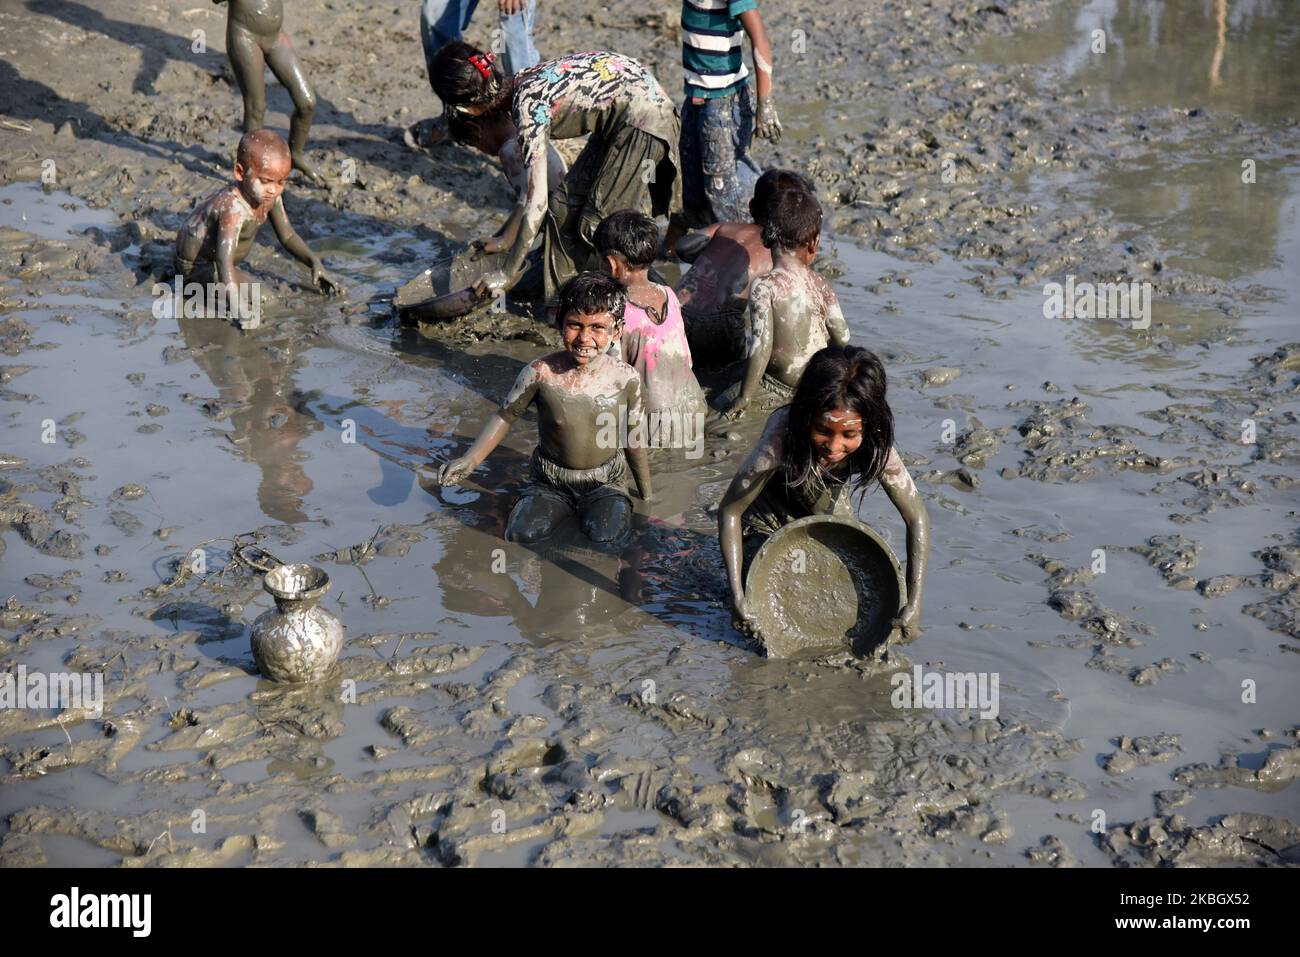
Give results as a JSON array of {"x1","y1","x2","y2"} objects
[{"x1": 170, "y1": 0, "x2": 928, "y2": 643}]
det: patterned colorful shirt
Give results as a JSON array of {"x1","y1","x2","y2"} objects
[{"x1": 681, "y1": 0, "x2": 756, "y2": 99}]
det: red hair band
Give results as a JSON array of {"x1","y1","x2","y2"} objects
[{"x1": 468, "y1": 52, "x2": 495, "y2": 80}]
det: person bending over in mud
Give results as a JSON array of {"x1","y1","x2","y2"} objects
[
  {"x1": 717, "y1": 187, "x2": 848, "y2": 420},
  {"x1": 175, "y1": 129, "x2": 342, "y2": 327},
  {"x1": 446, "y1": 110, "x2": 568, "y2": 257},
  {"x1": 717, "y1": 346, "x2": 928, "y2": 643},
  {"x1": 216, "y1": 0, "x2": 325, "y2": 185},
  {"x1": 594, "y1": 209, "x2": 705, "y2": 433},
  {"x1": 428, "y1": 43, "x2": 681, "y2": 315},
  {"x1": 437, "y1": 272, "x2": 653, "y2": 544},
  {"x1": 674, "y1": 168, "x2": 813, "y2": 365}
]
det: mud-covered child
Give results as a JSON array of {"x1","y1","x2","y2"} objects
[
  {"x1": 674, "y1": 168, "x2": 812, "y2": 364},
  {"x1": 175, "y1": 129, "x2": 341, "y2": 326},
  {"x1": 216, "y1": 0, "x2": 325, "y2": 185},
  {"x1": 718, "y1": 188, "x2": 848, "y2": 420},
  {"x1": 437, "y1": 272, "x2": 653, "y2": 543},
  {"x1": 594, "y1": 209, "x2": 705, "y2": 452},
  {"x1": 717, "y1": 346, "x2": 928, "y2": 642}
]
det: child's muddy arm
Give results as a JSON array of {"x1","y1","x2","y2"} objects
[
  {"x1": 623, "y1": 378, "x2": 653, "y2": 502},
  {"x1": 726, "y1": 282, "x2": 774, "y2": 418},
  {"x1": 880, "y1": 447, "x2": 929, "y2": 639},
  {"x1": 495, "y1": 154, "x2": 549, "y2": 289},
  {"x1": 270, "y1": 199, "x2": 342, "y2": 294},
  {"x1": 717, "y1": 456, "x2": 774, "y2": 612},
  {"x1": 438, "y1": 365, "x2": 536, "y2": 485},
  {"x1": 826, "y1": 294, "x2": 850, "y2": 347},
  {"x1": 438, "y1": 414, "x2": 511, "y2": 486},
  {"x1": 740, "y1": 9, "x2": 780, "y2": 141},
  {"x1": 739, "y1": 9, "x2": 773, "y2": 103},
  {"x1": 214, "y1": 206, "x2": 244, "y2": 300}
]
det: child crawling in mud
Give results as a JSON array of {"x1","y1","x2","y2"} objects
[
  {"x1": 674, "y1": 168, "x2": 813, "y2": 365},
  {"x1": 717, "y1": 346, "x2": 928, "y2": 642},
  {"x1": 437, "y1": 272, "x2": 653, "y2": 543},
  {"x1": 594, "y1": 209, "x2": 705, "y2": 452},
  {"x1": 174, "y1": 129, "x2": 342, "y2": 327},
  {"x1": 718, "y1": 188, "x2": 849, "y2": 420}
]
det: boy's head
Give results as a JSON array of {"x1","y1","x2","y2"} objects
[
  {"x1": 234, "y1": 129, "x2": 291, "y2": 210},
  {"x1": 760, "y1": 188, "x2": 822, "y2": 256},
  {"x1": 594, "y1": 209, "x2": 659, "y2": 279},
  {"x1": 554, "y1": 272, "x2": 626, "y2": 365},
  {"x1": 750, "y1": 168, "x2": 815, "y2": 226}
]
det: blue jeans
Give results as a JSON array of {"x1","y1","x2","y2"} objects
[
  {"x1": 420, "y1": 0, "x2": 539, "y2": 76},
  {"x1": 680, "y1": 86, "x2": 761, "y2": 226}
]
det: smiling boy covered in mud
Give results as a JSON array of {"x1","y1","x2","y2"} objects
[
  {"x1": 437, "y1": 272, "x2": 653, "y2": 544},
  {"x1": 718, "y1": 188, "x2": 848, "y2": 420},
  {"x1": 174, "y1": 128, "x2": 342, "y2": 328}
]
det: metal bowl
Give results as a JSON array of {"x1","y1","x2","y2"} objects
[
  {"x1": 744, "y1": 515, "x2": 906, "y2": 658},
  {"x1": 394, "y1": 248, "x2": 502, "y2": 322}
]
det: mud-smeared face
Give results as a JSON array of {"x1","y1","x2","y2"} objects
[
  {"x1": 812, "y1": 407, "x2": 863, "y2": 466},
  {"x1": 561, "y1": 309, "x2": 616, "y2": 364},
  {"x1": 237, "y1": 151, "x2": 292, "y2": 210}
]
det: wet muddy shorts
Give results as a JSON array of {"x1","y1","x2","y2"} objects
[
  {"x1": 521, "y1": 447, "x2": 631, "y2": 513},
  {"x1": 681, "y1": 305, "x2": 746, "y2": 365},
  {"x1": 680, "y1": 89, "x2": 761, "y2": 227}
]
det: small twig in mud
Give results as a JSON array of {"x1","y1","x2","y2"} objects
[{"x1": 391, "y1": 634, "x2": 406, "y2": 660}]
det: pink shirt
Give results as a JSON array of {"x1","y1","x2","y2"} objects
[{"x1": 619, "y1": 285, "x2": 702, "y2": 414}]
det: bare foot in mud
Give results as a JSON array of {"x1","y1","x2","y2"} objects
[{"x1": 292, "y1": 155, "x2": 327, "y2": 187}]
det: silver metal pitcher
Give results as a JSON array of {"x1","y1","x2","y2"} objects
[{"x1": 250, "y1": 563, "x2": 345, "y2": 683}]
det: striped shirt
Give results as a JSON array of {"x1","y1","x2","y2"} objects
[{"x1": 681, "y1": 0, "x2": 756, "y2": 99}]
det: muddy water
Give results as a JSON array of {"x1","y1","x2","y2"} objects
[{"x1": 1, "y1": 0, "x2": 1298, "y2": 867}]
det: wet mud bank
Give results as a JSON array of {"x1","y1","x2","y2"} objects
[{"x1": 1, "y1": 0, "x2": 1298, "y2": 866}]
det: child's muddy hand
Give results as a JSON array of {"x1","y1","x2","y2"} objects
[
  {"x1": 722, "y1": 397, "x2": 750, "y2": 421},
  {"x1": 731, "y1": 598, "x2": 762, "y2": 640},
  {"x1": 891, "y1": 603, "x2": 922, "y2": 642},
  {"x1": 472, "y1": 235, "x2": 505, "y2": 255},
  {"x1": 312, "y1": 265, "x2": 343, "y2": 297},
  {"x1": 437, "y1": 457, "x2": 474, "y2": 487},
  {"x1": 756, "y1": 99, "x2": 783, "y2": 143}
]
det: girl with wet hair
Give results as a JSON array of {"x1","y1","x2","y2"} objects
[
  {"x1": 717, "y1": 345, "x2": 929, "y2": 645},
  {"x1": 427, "y1": 42, "x2": 682, "y2": 316}
]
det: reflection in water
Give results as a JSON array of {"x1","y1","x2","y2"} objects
[
  {"x1": 1014, "y1": 0, "x2": 1298, "y2": 123},
  {"x1": 434, "y1": 509, "x2": 647, "y2": 644},
  {"x1": 980, "y1": 0, "x2": 1300, "y2": 284},
  {"x1": 178, "y1": 316, "x2": 322, "y2": 524}
]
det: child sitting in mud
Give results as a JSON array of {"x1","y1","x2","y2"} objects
[
  {"x1": 717, "y1": 346, "x2": 928, "y2": 642},
  {"x1": 437, "y1": 272, "x2": 653, "y2": 544},
  {"x1": 674, "y1": 168, "x2": 813, "y2": 365},
  {"x1": 717, "y1": 187, "x2": 848, "y2": 421},
  {"x1": 594, "y1": 210, "x2": 705, "y2": 452},
  {"x1": 446, "y1": 111, "x2": 568, "y2": 256},
  {"x1": 216, "y1": 0, "x2": 325, "y2": 185},
  {"x1": 175, "y1": 129, "x2": 342, "y2": 327}
]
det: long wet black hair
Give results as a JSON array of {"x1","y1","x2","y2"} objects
[
  {"x1": 429, "y1": 41, "x2": 510, "y2": 118},
  {"x1": 781, "y1": 346, "x2": 894, "y2": 499}
]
